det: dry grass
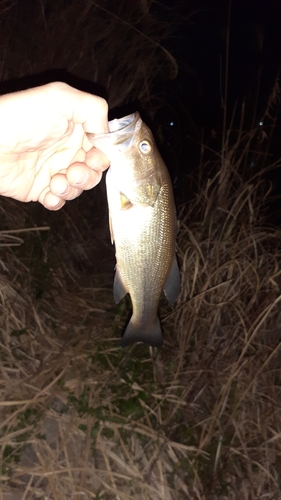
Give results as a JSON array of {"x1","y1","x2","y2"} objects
[
  {"x1": 1, "y1": 124, "x2": 281, "y2": 499},
  {"x1": 166, "y1": 126, "x2": 281, "y2": 497}
]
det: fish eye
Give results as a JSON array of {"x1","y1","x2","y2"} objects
[{"x1": 139, "y1": 140, "x2": 152, "y2": 154}]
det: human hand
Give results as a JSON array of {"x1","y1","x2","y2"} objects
[{"x1": 0, "y1": 82, "x2": 109, "y2": 210}]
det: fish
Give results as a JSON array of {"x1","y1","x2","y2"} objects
[{"x1": 88, "y1": 112, "x2": 180, "y2": 347}]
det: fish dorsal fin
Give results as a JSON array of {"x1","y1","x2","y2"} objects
[{"x1": 164, "y1": 255, "x2": 181, "y2": 305}]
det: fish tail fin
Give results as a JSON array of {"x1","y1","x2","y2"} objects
[{"x1": 121, "y1": 317, "x2": 163, "y2": 348}]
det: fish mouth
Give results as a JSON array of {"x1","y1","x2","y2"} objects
[
  {"x1": 109, "y1": 112, "x2": 139, "y2": 134},
  {"x1": 87, "y1": 112, "x2": 141, "y2": 154}
]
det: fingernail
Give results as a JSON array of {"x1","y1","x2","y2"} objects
[
  {"x1": 47, "y1": 198, "x2": 61, "y2": 209},
  {"x1": 74, "y1": 171, "x2": 88, "y2": 186},
  {"x1": 58, "y1": 186, "x2": 69, "y2": 196},
  {"x1": 51, "y1": 199, "x2": 60, "y2": 206}
]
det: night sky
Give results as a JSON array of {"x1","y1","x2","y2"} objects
[
  {"x1": 151, "y1": 0, "x2": 281, "y2": 208},
  {"x1": 162, "y1": 0, "x2": 281, "y2": 128}
]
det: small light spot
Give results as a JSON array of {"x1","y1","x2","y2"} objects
[{"x1": 170, "y1": 121, "x2": 174, "y2": 126}]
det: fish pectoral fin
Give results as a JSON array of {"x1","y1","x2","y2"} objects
[
  {"x1": 164, "y1": 255, "x2": 181, "y2": 305},
  {"x1": 113, "y1": 268, "x2": 128, "y2": 303},
  {"x1": 108, "y1": 212, "x2": 114, "y2": 244},
  {"x1": 120, "y1": 192, "x2": 133, "y2": 210}
]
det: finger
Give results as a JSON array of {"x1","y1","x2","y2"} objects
[
  {"x1": 42, "y1": 191, "x2": 66, "y2": 211},
  {"x1": 85, "y1": 147, "x2": 110, "y2": 172},
  {"x1": 50, "y1": 173, "x2": 83, "y2": 200},
  {"x1": 66, "y1": 163, "x2": 103, "y2": 190},
  {"x1": 66, "y1": 148, "x2": 109, "y2": 189}
]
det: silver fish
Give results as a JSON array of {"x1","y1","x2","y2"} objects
[{"x1": 88, "y1": 112, "x2": 180, "y2": 347}]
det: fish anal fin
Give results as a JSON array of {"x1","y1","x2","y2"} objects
[
  {"x1": 113, "y1": 268, "x2": 127, "y2": 304},
  {"x1": 164, "y1": 255, "x2": 181, "y2": 305}
]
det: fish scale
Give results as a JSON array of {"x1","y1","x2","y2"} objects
[{"x1": 115, "y1": 184, "x2": 173, "y2": 324}]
